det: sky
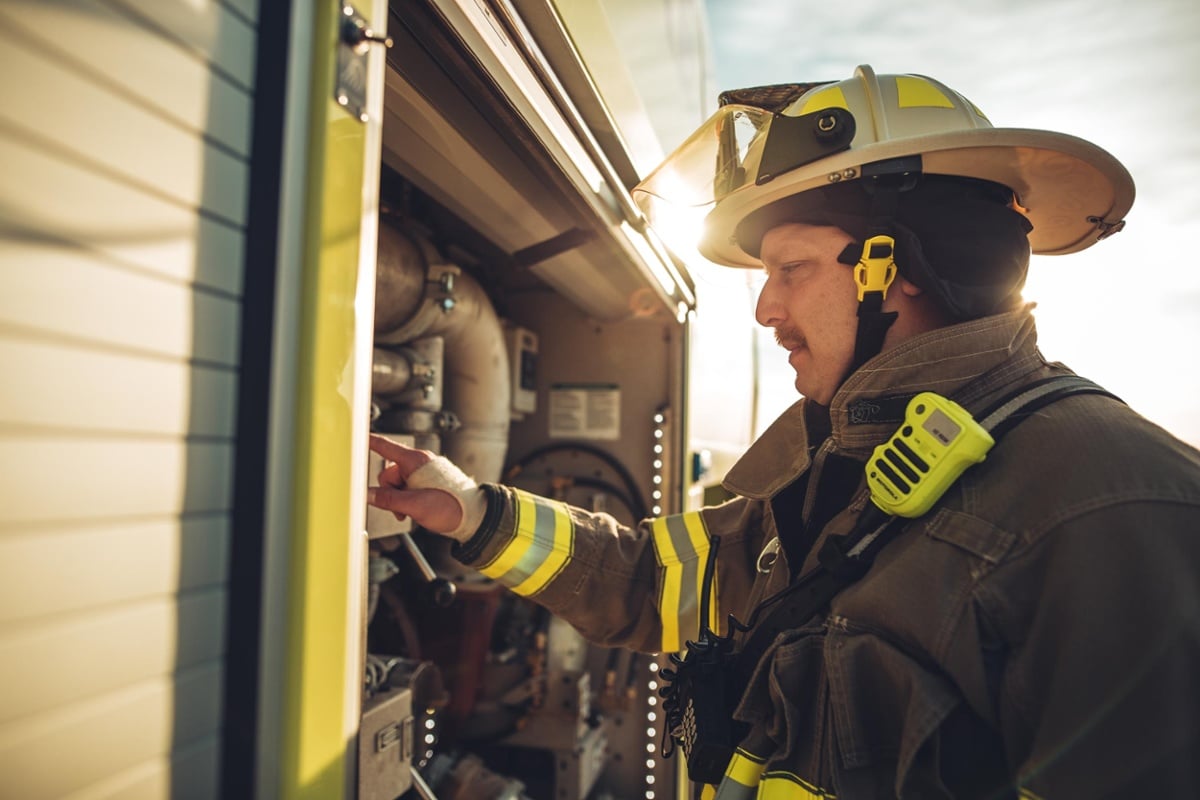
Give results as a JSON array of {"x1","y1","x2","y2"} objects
[{"x1": 695, "y1": 0, "x2": 1200, "y2": 445}]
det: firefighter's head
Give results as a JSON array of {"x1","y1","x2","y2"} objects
[
  {"x1": 744, "y1": 176, "x2": 1041, "y2": 403},
  {"x1": 633, "y1": 65, "x2": 1134, "y2": 401}
]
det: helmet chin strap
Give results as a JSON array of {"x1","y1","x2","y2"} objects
[{"x1": 836, "y1": 175, "x2": 918, "y2": 384}]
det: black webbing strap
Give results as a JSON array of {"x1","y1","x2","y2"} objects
[
  {"x1": 845, "y1": 180, "x2": 906, "y2": 376},
  {"x1": 851, "y1": 269, "x2": 898, "y2": 372},
  {"x1": 976, "y1": 375, "x2": 1120, "y2": 438}
]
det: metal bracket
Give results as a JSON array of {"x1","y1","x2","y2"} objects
[
  {"x1": 336, "y1": 2, "x2": 391, "y2": 122},
  {"x1": 1089, "y1": 215, "x2": 1127, "y2": 240}
]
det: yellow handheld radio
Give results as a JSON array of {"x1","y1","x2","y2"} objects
[{"x1": 866, "y1": 392, "x2": 995, "y2": 518}]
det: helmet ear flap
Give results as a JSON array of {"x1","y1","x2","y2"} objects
[
  {"x1": 888, "y1": 219, "x2": 1029, "y2": 321},
  {"x1": 813, "y1": 175, "x2": 1033, "y2": 321}
]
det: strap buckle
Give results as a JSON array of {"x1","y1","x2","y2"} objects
[{"x1": 853, "y1": 234, "x2": 898, "y2": 301}]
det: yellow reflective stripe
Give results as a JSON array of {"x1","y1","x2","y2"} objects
[
  {"x1": 682, "y1": 511, "x2": 721, "y2": 632},
  {"x1": 477, "y1": 490, "x2": 539, "y2": 579},
  {"x1": 510, "y1": 493, "x2": 572, "y2": 595},
  {"x1": 757, "y1": 771, "x2": 834, "y2": 799},
  {"x1": 1018, "y1": 790, "x2": 1045, "y2": 800},
  {"x1": 652, "y1": 516, "x2": 683, "y2": 652},
  {"x1": 895, "y1": 75, "x2": 954, "y2": 109},
  {"x1": 478, "y1": 489, "x2": 573, "y2": 596},
  {"x1": 651, "y1": 511, "x2": 713, "y2": 652},
  {"x1": 725, "y1": 749, "x2": 766, "y2": 787},
  {"x1": 797, "y1": 85, "x2": 849, "y2": 115},
  {"x1": 701, "y1": 785, "x2": 717, "y2": 800}
]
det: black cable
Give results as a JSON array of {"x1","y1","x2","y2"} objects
[
  {"x1": 698, "y1": 535, "x2": 721, "y2": 637},
  {"x1": 564, "y1": 475, "x2": 643, "y2": 524},
  {"x1": 503, "y1": 441, "x2": 650, "y2": 520}
]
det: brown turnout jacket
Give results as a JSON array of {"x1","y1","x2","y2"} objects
[{"x1": 454, "y1": 307, "x2": 1200, "y2": 798}]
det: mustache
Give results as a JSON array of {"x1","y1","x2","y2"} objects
[{"x1": 774, "y1": 326, "x2": 804, "y2": 350}]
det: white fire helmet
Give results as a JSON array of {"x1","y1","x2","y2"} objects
[{"x1": 632, "y1": 65, "x2": 1134, "y2": 268}]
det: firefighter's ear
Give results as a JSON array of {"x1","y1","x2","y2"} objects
[{"x1": 898, "y1": 275, "x2": 924, "y2": 297}]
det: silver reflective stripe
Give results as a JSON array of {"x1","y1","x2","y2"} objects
[
  {"x1": 710, "y1": 749, "x2": 767, "y2": 799},
  {"x1": 711, "y1": 778, "x2": 756, "y2": 800},
  {"x1": 650, "y1": 511, "x2": 714, "y2": 652},
  {"x1": 478, "y1": 488, "x2": 573, "y2": 596}
]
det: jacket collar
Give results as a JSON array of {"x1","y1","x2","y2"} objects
[{"x1": 724, "y1": 305, "x2": 1043, "y2": 499}]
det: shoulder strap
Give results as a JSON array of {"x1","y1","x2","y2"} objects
[{"x1": 975, "y1": 374, "x2": 1121, "y2": 437}]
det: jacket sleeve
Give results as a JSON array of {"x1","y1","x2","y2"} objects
[
  {"x1": 451, "y1": 483, "x2": 769, "y2": 653},
  {"x1": 995, "y1": 499, "x2": 1200, "y2": 798}
]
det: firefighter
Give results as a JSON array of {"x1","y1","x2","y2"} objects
[{"x1": 368, "y1": 66, "x2": 1200, "y2": 798}]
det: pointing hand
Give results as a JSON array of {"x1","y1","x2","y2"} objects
[{"x1": 367, "y1": 434, "x2": 485, "y2": 542}]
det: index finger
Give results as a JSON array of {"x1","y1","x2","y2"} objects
[{"x1": 368, "y1": 434, "x2": 432, "y2": 474}]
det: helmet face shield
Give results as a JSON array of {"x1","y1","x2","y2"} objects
[
  {"x1": 630, "y1": 104, "x2": 770, "y2": 265},
  {"x1": 633, "y1": 103, "x2": 856, "y2": 260},
  {"x1": 633, "y1": 104, "x2": 771, "y2": 217}
]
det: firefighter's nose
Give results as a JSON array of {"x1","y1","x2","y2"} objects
[{"x1": 755, "y1": 279, "x2": 783, "y2": 328}]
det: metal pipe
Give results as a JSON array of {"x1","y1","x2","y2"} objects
[
  {"x1": 410, "y1": 768, "x2": 438, "y2": 800},
  {"x1": 371, "y1": 347, "x2": 414, "y2": 395},
  {"x1": 374, "y1": 223, "x2": 511, "y2": 483},
  {"x1": 374, "y1": 223, "x2": 427, "y2": 333},
  {"x1": 400, "y1": 533, "x2": 456, "y2": 607}
]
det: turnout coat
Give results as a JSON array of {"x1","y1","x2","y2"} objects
[{"x1": 453, "y1": 307, "x2": 1200, "y2": 799}]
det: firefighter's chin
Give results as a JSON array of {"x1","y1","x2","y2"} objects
[
  {"x1": 787, "y1": 348, "x2": 838, "y2": 405},
  {"x1": 787, "y1": 348, "x2": 814, "y2": 397}
]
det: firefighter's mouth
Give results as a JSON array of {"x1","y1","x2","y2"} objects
[{"x1": 774, "y1": 329, "x2": 805, "y2": 354}]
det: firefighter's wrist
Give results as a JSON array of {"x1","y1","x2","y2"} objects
[
  {"x1": 404, "y1": 455, "x2": 487, "y2": 542},
  {"x1": 452, "y1": 483, "x2": 506, "y2": 562}
]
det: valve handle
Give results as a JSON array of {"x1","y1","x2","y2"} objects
[{"x1": 399, "y1": 532, "x2": 456, "y2": 607}]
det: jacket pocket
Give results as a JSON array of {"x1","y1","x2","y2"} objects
[
  {"x1": 732, "y1": 624, "x2": 837, "y2": 794},
  {"x1": 826, "y1": 621, "x2": 958, "y2": 798},
  {"x1": 924, "y1": 508, "x2": 1015, "y2": 565}
]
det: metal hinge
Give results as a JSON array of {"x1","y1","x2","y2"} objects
[{"x1": 336, "y1": 2, "x2": 391, "y2": 122}]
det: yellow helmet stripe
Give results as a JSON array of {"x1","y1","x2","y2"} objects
[
  {"x1": 478, "y1": 488, "x2": 573, "y2": 595},
  {"x1": 895, "y1": 75, "x2": 955, "y2": 109},
  {"x1": 797, "y1": 85, "x2": 849, "y2": 115}
]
